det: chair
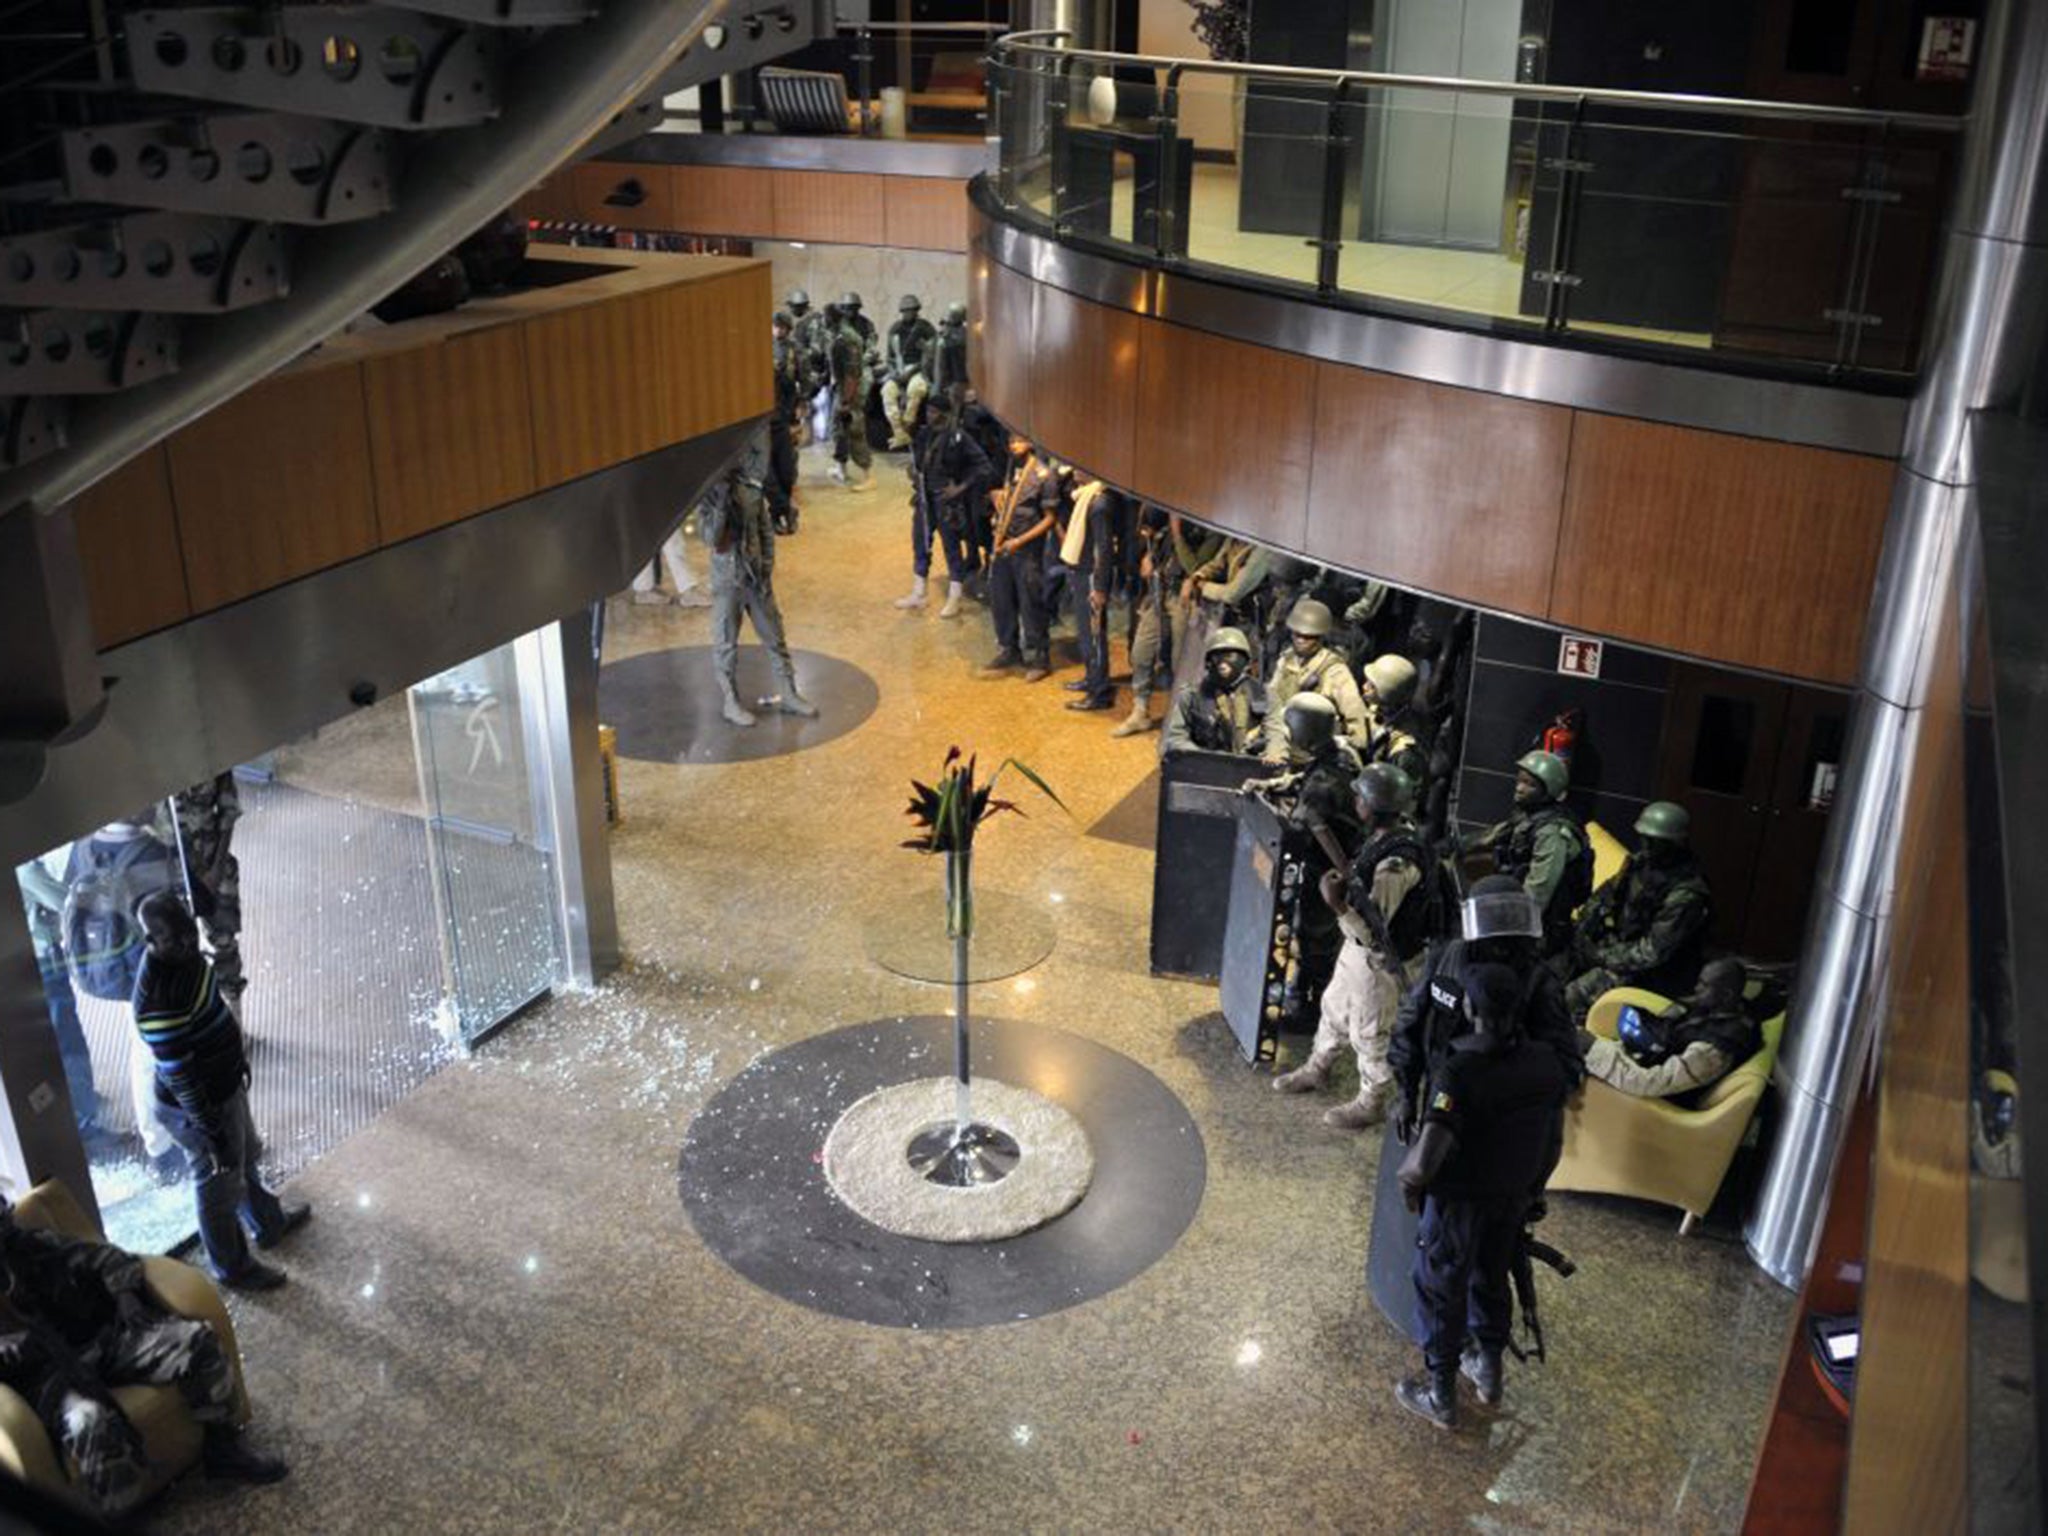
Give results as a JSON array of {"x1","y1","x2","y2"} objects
[
  {"x1": 1583, "y1": 819, "x2": 1628, "y2": 893},
  {"x1": 0, "y1": 1181, "x2": 248, "y2": 1509},
  {"x1": 1549, "y1": 987, "x2": 1785, "y2": 1233},
  {"x1": 757, "y1": 67, "x2": 857, "y2": 135}
]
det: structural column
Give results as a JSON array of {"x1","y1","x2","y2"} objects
[
  {"x1": 1747, "y1": 0, "x2": 2048, "y2": 1284},
  {"x1": 0, "y1": 912, "x2": 99, "y2": 1223}
]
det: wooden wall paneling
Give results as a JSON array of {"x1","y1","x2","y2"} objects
[
  {"x1": 669, "y1": 164, "x2": 778, "y2": 239},
  {"x1": 363, "y1": 322, "x2": 538, "y2": 544},
  {"x1": 1028, "y1": 285, "x2": 1141, "y2": 486},
  {"x1": 1134, "y1": 320, "x2": 1316, "y2": 547},
  {"x1": 524, "y1": 288, "x2": 681, "y2": 486},
  {"x1": 512, "y1": 170, "x2": 577, "y2": 223},
  {"x1": 882, "y1": 177, "x2": 970, "y2": 251},
  {"x1": 970, "y1": 255, "x2": 1037, "y2": 436},
  {"x1": 1842, "y1": 579, "x2": 1970, "y2": 1531},
  {"x1": 771, "y1": 171, "x2": 887, "y2": 245},
  {"x1": 68, "y1": 447, "x2": 190, "y2": 648},
  {"x1": 1550, "y1": 414, "x2": 1893, "y2": 683},
  {"x1": 570, "y1": 161, "x2": 675, "y2": 231},
  {"x1": 657, "y1": 265, "x2": 775, "y2": 442},
  {"x1": 1306, "y1": 364, "x2": 1569, "y2": 614},
  {"x1": 165, "y1": 365, "x2": 380, "y2": 612}
]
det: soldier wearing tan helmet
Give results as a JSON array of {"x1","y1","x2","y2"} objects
[
  {"x1": 1358, "y1": 652, "x2": 1428, "y2": 788},
  {"x1": 1260, "y1": 598, "x2": 1369, "y2": 761}
]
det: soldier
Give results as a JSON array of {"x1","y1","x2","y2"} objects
[
  {"x1": 1182, "y1": 537, "x2": 1277, "y2": 638},
  {"x1": 932, "y1": 301, "x2": 970, "y2": 402},
  {"x1": 704, "y1": 428, "x2": 820, "y2": 727},
  {"x1": 171, "y1": 774, "x2": 245, "y2": 1012},
  {"x1": 785, "y1": 288, "x2": 830, "y2": 398},
  {"x1": 824, "y1": 303, "x2": 875, "y2": 491},
  {"x1": 1359, "y1": 652, "x2": 1430, "y2": 789},
  {"x1": 767, "y1": 311, "x2": 804, "y2": 534},
  {"x1": 1115, "y1": 508, "x2": 1223, "y2": 739},
  {"x1": 980, "y1": 434, "x2": 1059, "y2": 682},
  {"x1": 894, "y1": 403, "x2": 991, "y2": 617},
  {"x1": 881, "y1": 295, "x2": 938, "y2": 450},
  {"x1": 1275, "y1": 762, "x2": 1445, "y2": 1129},
  {"x1": 1260, "y1": 598, "x2": 1370, "y2": 760},
  {"x1": 1558, "y1": 800, "x2": 1713, "y2": 1020},
  {"x1": 1245, "y1": 693, "x2": 1366, "y2": 1033},
  {"x1": 839, "y1": 290, "x2": 879, "y2": 356},
  {"x1": 1461, "y1": 750, "x2": 1593, "y2": 957},
  {"x1": 1161, "y1": 626, "x2": 1265, "y2": 756}
]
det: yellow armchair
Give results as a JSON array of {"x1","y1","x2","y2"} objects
[
  {"x1": 0, "y1": 1181, "x2": 248, "y2": 1510},
  {"x1": 1549, "y1": 988, "x2": 1785, "y2": 1232}
]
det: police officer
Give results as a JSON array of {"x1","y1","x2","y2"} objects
[
  {"x1": 1581, "y1": 956, "x2": 1757, "y2": 1104},
  {"x1": 1559, "y1": 800, "x2": 1713, "y2": 1019},
  {"x1": 1462, "y1": 750, "x2": 1592, "y2": 957},
  {"x1": 1393, "y1": 960, "x2": 1574, "y2": 1429},
  {"x1": 1275, "y1": 762, "x2": 1440, "y2": 1130},
  {"x1": 768, "y1": 311, "x2": 804, "y2": 534},
  {"x1": 1161, "y1": 626, "x2": 1265, "y2": 756},
  {"x1": 1359, "y1": 653, "x2": 1429, "y2": 786},
  {"x1": 172, "y1": 773, "x2": 245, "y2": 1010},
  {"x1": 933, "y1": 300, "x2": 969, "y2": 402},
  {"x1": 1390, "y1": 876, "x2": 1583, "y2": 1134},
  {"x1": 881, "y1": 295, "x2": 938, "y2": 449},
  {"x1": 1261, "y1": 599, "x2": 1369, "y2": 760},
  {"x1": 980, "y1": 434, "x2": 1058, "y2": 681},
  {"x1": 705, "y1": 428, "x2": 819, "y2": 727},
  {"x1": 824, "y1": 303, "x2": 875, "y2": 491},
  {"x1": 1246, "y1": 693, "x2": 1366, "y2": 1032}
]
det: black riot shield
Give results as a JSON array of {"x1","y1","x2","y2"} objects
[
  {"x1": 1219, "y1": 790, "x2": 1301, "y2": 1064},
  {"x1": 1149, "y1": 748, "x2": 1263, "y2": 980},
  {"x1": 1367, "y1": 1116, "x2": 1425, "y2": 1341}
]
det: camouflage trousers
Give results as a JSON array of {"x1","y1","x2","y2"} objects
[{"x1": 65, "y1": 1317, "x2": 235, "y2": 1514}]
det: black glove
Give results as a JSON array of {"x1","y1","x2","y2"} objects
[{"x1": 1393, "y1": 1100, "x2": 1416, "y2": 1146}]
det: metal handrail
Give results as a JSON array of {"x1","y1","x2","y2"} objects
[{"x1": 992, "y1": 29, "x2": 1964, "y2": 133}]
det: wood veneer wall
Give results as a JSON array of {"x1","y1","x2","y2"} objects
[
  {"x1": 67, "y1": 255, "x2": 772, "y2": 652},
  {"x1": 972, "y1": 258, "x2": 1894, "y2": 686}
]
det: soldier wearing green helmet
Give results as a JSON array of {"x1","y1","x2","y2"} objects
[
  {"x1": 1462, "y1": 749, "x2": 1593, "y2": 956},
  {"x1": 1260, "y1": 598, "x2": 1369, "y2": 761},
  {"x1": 1557, "y1": 798, "x2": 1714, "y2": 1019},
  {"x1": 1161, "y1": 625, "x2": 1267, "y2": 756}
]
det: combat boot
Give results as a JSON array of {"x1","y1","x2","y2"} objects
[
  {"x1": 1109, "y1": 703, "x2": 1155, "y2": 738},
  {"x1": 1460, "y1": 1346, "x2": 1503, "y2": 1409},
  {"x1": 718, "y1": 681, "x2": 757, "y2": 727},
  {"x1": 1324, "y1": 1087, "x2": 1391, "y2": 1131},
  {"x1": 938, "y1": 581, "x2": 964, "y2": 619},
  {"x1": 1272, "y1": 1055, "x2": 1332, "y2": 1094},
  {"x1": 1395, "y1": 1372, "x2": 1459, "y2": 1431},
  {"x1": 894, "y1": 576, "x2": 928, "y2": 610},
  {"x1": 770, "y1": 673, "x2": 820, "y2": 718}
]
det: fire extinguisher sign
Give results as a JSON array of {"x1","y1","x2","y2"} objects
[{"x1": 1557, "y1": 635, "x2": 1604, "y2": 679}]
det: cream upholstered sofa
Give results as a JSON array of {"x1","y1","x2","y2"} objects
[
  {"x1": 1549, "y1": 988, "x2": 1784, "y2": 1232},
  {"x1": 0, "y1": 1180, "x2": 248, "y2": 1509}
]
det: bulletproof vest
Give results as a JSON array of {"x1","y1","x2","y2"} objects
[
  {"x1": 1500, "y1": 806, "x2": 1592, "y2": 929},
  {"x1": 935, "y1": 326, "x2": 968, "y2": 393},
  {"x1": 831, "y1": 326, "x2": 866, "y2": 385},
  {"x1": 772, "y1": 338, "x2": 801, "y2": 418},
  {"x1": 890, "y1": 318, "x2": 935, "y2": 373},
  {"x1": 1619, "y1": 853, "x2": 1710, "y2": 936},
  {"x1": 1429, "y1": 1035, "x2": 1573, "y2": 1200},
  {"x1": 1666, "y1": 999, "x2": 1760, "y2": 1071},
  {"x1": 1184, "y1": 680, "x2": 1262, "y2": 754},
  {"x1": 1350, "y1": 825, "x2": 1450, "y2": 963}
]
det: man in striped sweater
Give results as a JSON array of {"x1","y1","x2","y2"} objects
[{"x1": 132, "y1": 892, "x2": 308, "y2": 1290}]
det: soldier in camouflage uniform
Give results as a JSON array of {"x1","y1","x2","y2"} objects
[
  {"x1": 172, "y1": 774, "x2": 244, "y2": 1009},
  {"x1": 824, "y1": 303, "x2": 875, "y2": 490},
  {"x1": 768, "y1": 311, "x2": 804, "y2": 533},
  {"x1": 706, "y1": 428, "x2": 820, "y2": 728},
  {"x1": 1559, "y1": 800, "x2": 1714, "y2": 1019}
]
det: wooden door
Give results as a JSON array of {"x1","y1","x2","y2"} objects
[
  {"x1": 1656, "y1": 665, "x2": 1791, "y2": 954},
  {"x1": 1742, "y1": 684, "x2": 1850, "y2": 958}
]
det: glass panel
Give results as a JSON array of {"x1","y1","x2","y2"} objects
[
  {"x1": 1690, "y1": 696, "x2": 1758, "y2": 795},
  {"x1": 14, "y1": 802, "x2": 196, "y2": 1253},
  {"x1": 408, "y1": 636, "x2": 565, "y2": 1043},
  {"x1": 1193, "y1": 72, "x2": 1319, "y2": 285}
]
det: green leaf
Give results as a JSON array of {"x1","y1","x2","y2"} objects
[{"x1": 995, "y1": 757, "x2": 1068, "y2": 814}]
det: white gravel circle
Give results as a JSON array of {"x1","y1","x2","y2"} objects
[{"x1": 822, "y1": 1077, "x2": 1095, "y2": 1243}]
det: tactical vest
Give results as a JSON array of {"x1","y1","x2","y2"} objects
[
  {"x1": 1183, "y1": 682, "x2": 1261, "y2": 754},
  {"x1": 1350, "y1": 826, "x2": 1453, "y2": 963},
  {"x1": 1498, "y1": 806, "x2": 1593, "y2": 932}
]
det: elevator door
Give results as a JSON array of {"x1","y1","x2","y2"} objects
[
  {"x1": 1373, "y1": 0, "x2": 1521, "y2": 248},
  {"x1": 1655, "y1": 665, "x2": 1847, "y2": 962}
]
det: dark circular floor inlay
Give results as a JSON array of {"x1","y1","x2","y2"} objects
[
  {"x1": 678, "y1": 1016, "x2": 1207, "y2": 1329},
  {"x1": 600, "y1": 645, "x2": 879, "y2": 764}
]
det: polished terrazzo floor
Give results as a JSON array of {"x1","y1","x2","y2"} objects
[{"x1": 151, "y1": 445, "x2": 1790, "y2": 1534}]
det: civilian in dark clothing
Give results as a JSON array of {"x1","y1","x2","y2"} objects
[
  {"x1": 0, "y1": 1200, "x2": 286, "y2": 1514},
  {"x1": 1394, "y1": 962, "x2": 1573, "y2": 1430},
  {"x1": 131, "y1": 893, "x2": 308, "y2": 1290}
]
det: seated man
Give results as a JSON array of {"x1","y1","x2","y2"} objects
[
  {"x1": 1580, "y1": 957, "x2": 1756, "y2": 1106},
  {"x1": 1558, "y1": 800, "x2": 1713, "y2": 1020},
  {"x1": 0, "y1": 1200, "x2": 286, "y2": 1517},
  {"x1": 1461, "y1": 750, "x2": 1592, "y2": 958}
]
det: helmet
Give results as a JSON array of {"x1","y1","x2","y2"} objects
[
  {"x1": 1354, "y1": 761, "x2": 1414, "y2": 816},
  {"x1": 1634, "y1": 800, "x2": 1691, "y2": 843},
  {"x1": 1516, "y1": 750, "x2": 1569, "y2": 801},
  {"x1": 1286, "y1": 598, "x2": 1334, "y2": 638},
  {"x1": 1461, "y1": 874, "x2": 1542, "y2": 942},
  {"x1": 1362, "y1": 654, "x2": 1418, "y2": 711},
  {"x1": 1205, "y1": 626, "x2": 1252, "y2": 660},
  {"x1": 1282, "y1": 692, "x2": 1338, "y2": 756},
  {"x1": 944, "y1": 301, "x2": 967, "y2": 324},
  {"x1": 841, "y1": 291, "x2": 863, "y2": 312},
  {"x1": 786, "y1": 288, "x2": 810, "y2": 310},
  {"x1": 772, "y1": 309, "x2": 792, "y2": 331},
  {"x1": 899, "y1": 294, "x2": 922, "y2": 313}
]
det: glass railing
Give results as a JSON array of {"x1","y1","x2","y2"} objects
[{"x1": 986, "y1": 31, "x2": 1964, "y2": 382}]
